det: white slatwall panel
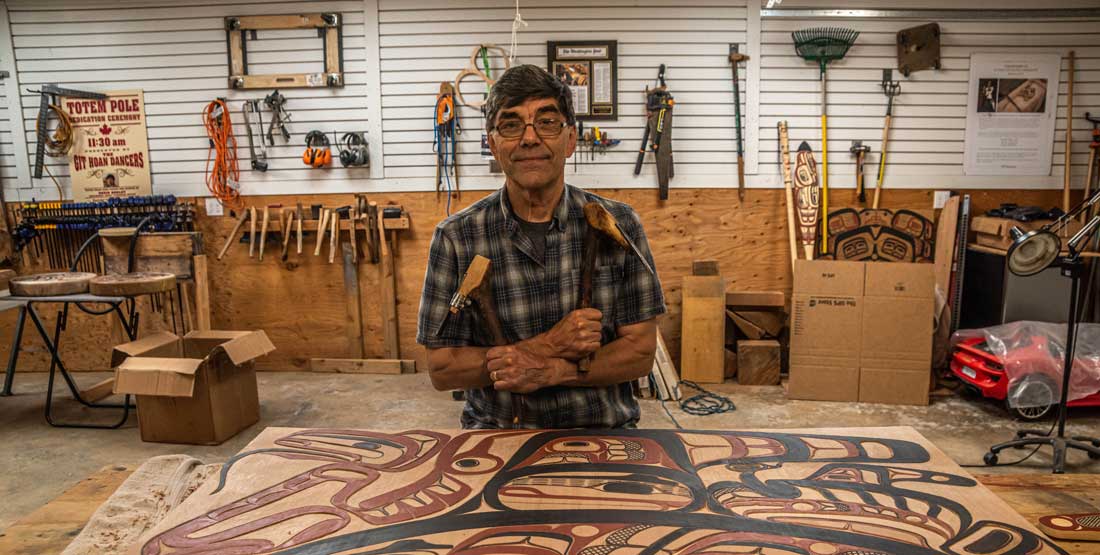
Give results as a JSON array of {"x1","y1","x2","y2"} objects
[
  {"x1": 378, "y1": 0, "x2": 750, "y2": 189},
  {"x1": 758, "y1": 14, "x2": 1100, "y2": 189},
  {"x1": 0, "y1": 58, "x2": 14, "y2": 194},
  {"x1": 0, "y1": 1, "x2": 1096, "y2": 197},
  {"x1": 6, "y1": 0, "x2": 371, "y2": 200}
]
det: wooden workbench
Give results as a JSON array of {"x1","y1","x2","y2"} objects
[{"x1": 1, "y1": 463, "x2": 1097, "y2": 554}]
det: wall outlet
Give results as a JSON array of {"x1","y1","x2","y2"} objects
[
  {"x1": 205, "y1": 197, "x2": 224, "y2": 216},
  {"x1": 933, "y1": 190, "x2": 950, "y2": 210}
]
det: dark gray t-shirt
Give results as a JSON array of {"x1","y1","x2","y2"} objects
[{"x1": 516, "y1": 217, "x2": 552, "y2": 263}]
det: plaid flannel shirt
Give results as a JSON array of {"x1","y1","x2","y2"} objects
[{"x1": 416, "y1": 185, "x2": 666, "y2": 429}]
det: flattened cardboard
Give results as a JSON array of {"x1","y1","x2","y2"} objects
[
  {"x1": 793, "y1": 260, "x2": 864, "y2": 296},
  {"x1": 865, "y1": 262, "x2": 934, "y2": 298},
  {"x1": 860, "y1": 368, "x2": 930, "y2": 405},
  {"x1": 788, "y1": 355, "x2": 860, "y2": 402},
  {"x1": 861, "y1": 297, "x2": 933, "y2": 365},
  {"x1": 788, "y1": 293, "x2": 862, "y2": 401}
]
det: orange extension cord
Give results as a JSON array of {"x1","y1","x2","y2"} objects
[{"x1": 202, "y1": 99, "x2": 241, "y2": 209}]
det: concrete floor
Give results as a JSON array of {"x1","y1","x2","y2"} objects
[{"x1": 2, "y1": 371, "x2": 1099, "y2": 533}]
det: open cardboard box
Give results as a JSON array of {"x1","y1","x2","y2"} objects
[{"x1": 112, "y1": 330, "x2": 275, "y2": 445}]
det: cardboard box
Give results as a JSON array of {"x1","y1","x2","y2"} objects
[
  {"x1": 788, "y1": 260, "x2": 934, "y2": 405},
  {"x1": 112, "y1": 330, "x2": 275, "y2": 445},
  {"x1": 971, "y1": 216, "x2": 1081, "y2": 251}
]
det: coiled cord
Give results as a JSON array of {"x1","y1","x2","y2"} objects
[{"x1": 202, "y1": 99, "x2": 241, "y2": 209}]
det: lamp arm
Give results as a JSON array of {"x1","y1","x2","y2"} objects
[{"x1": 1067, "y1": 214, "x2": 1100, "y2": 258}]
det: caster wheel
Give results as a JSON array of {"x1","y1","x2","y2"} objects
[{"x1": 983, "y1": 452, "x2": 999, "y2": 466}]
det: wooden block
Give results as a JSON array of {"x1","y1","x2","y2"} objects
[
  {"x1": 310, "y1": 358, "x2": 415, "y2": 374},
  {"x1": 737, "y1": 339, "x2": 780, "y2": 385},
  {"x1": 727, "y1": 310, "x2": 765, "y2": 341},
  {"x1": 80, "y1": 377, "x2": 116, "y2": 403},
  {"x1": 691, "y1": 259, "x2": 719, "y2": 276},
  {"x1": 724, "y1": 347, "x2": 737, "y2": 379},
  {"x1": 681, "y1": 275, "x2": 726, "y2": 384},
  {"x1": 737, "y1": 310, "x2": 786, "y2": 338},
  {"x1": 725, "y1": 290, "x2": 785, "y2": 310}
]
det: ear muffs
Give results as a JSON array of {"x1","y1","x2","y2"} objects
[
  {"x1": 339, "y1": 132, "x2": 370, "y2": 167},
  {"x1": 302, "y1": 131, "x2": 331, "y2": 168}
]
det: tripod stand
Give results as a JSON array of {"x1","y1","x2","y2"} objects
[{"x1": 985, "y1": 215, "x2": 1100, "y2": 473}]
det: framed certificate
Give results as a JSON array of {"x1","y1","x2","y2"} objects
[{"x1": 547, "y1": 40, "x2": 618, "y2": 121}]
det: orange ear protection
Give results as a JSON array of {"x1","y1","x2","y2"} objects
[{"x1": 302, "y1": 130, "x2": 332, "y2": 168}]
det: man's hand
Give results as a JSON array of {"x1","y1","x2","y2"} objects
[
  {"x1": 523, "y1": 308, "x2": 602, "y2": 360},
  {"x1": 486, "y1": 345, "x2": 575, "y2": 394}
]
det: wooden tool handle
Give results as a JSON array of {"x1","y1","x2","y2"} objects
[
  {"x1": 296, "y1": 206, "x2": 304, "y2": 254},
  {"x1": 329, "y1": 210, "x2": 338, "y2": 264},
  {"x1": 737, "y1": 154, "x2": 745, "y2": 201},
  {"x1": 258, "y1": 207, "x2": 270, "y2": 261},
  {"x1": 779, "y1": 122, "x2": 798, "y2": 270},
  {"x1": 281, "y1": 210, "x2": 293, "y2": 260},
  {"x1": 248, "y1": 206, "x2": 257, "y2": 258},
  {"x1": 873, "y1": 114, "x2": 892, "y2": 210},
  {"x1": 217, "y1": 210, "x2": 249, "y2": 260},
  {"x1": 314, "y1": 209, "x2": 330, "y2": 256}
]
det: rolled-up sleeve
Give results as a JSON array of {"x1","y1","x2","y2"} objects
[
  {"x1": 613, "y1": 210, "x2": 666, "y2": 328},
  {"x1": 416, "y1": 226, "x2": 473, "y2": 348}
]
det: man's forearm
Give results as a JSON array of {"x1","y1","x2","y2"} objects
[
  {"x1": 426, "y1": 346, "x2": 492, "y2": 391},
  {"x1": 555, "y1": 333, "x2": 655, "y2": 388}
]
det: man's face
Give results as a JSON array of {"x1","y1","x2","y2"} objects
[{"x1": 488, "y1": 97, "x2": 576, "y2": 193}]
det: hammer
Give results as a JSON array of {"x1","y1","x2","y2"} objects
[
  {"x1": 578, "y1": 202, "x2": 657, "y2": 372},
  {"x1": 850, "y1": 141, "x2": 871, "y2": 204},
  {"x1": 449, "y1": 255, "x2": 522, "y2": 427}
]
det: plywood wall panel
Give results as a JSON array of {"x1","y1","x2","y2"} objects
[{"x1": 1, "y1": 186, "x2": 1066, "y2": 375}]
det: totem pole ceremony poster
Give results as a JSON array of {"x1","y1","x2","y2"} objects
[{"x1": 63, "y1": 89, "x2": 152, "y2": 201}]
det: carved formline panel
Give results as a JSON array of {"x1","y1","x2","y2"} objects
[{"x1": 132, "y1": 426, "x2": 1065, "y2": 555}]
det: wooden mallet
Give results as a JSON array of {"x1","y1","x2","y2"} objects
[
  {"x1": 578, "y1": 202, "x2": 656, "y2": 372},
  {"x1": 449, "y1": 255, "x2": 521, "y2": 427}
]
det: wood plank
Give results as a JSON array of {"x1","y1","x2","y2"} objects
[
  {"x1": 725, "y1": 290, "x2": 785, "y2": 310},
  {"x1": 0, "y1": 464, "x2": 134, "y2": 555},
  {"x1": 310, "y1": 358, "x2": 415, "y2": 374},
  {"x1": 736, "y1": 339, "x2": 781, "y2": 385},
  {"x1": 680, "y1": 275, "x2": 726, "y2": 384},
  {"x1": 227, "y1": 30, "x2": 244, "y2": 77},
  {"x1": 192, "y1": 255, "x2": 210, "y2": 331},
  {"x1": 235, "y1": 14, "x2": 328, "y2": 30},
  {"x1": 378, "y1": 214, "x2": 400, "y2": 359},
  {"x1": 342, "y1": 243, "x2": 364, "y2": 359},
  {"x1": 324, "y1": 26, "x2": 342, "y2": 77},
  {"x1": 976, "y1": 473, "x2": 1100, "y2": 555},
  {"x1": 80, "y1": 377, "x2": 116, "y2": 403},
  {"x1": 238, "y1": 74, "x2": 326, "y2": 89},
  {"x1": 727, "y1": 309, "x2": 765, "y2": 341}
]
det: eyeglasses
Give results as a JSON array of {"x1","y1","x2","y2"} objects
[{"x1": 493, "y1": 117, "x2": 567, "y2": 139}]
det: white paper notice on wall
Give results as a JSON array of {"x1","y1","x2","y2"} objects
[
  {"x1": 963, "y1": 53, "x2": 1061, "y2": 176},
  {"x1": 205, "y1": 198, "x2": 224, "y2": 217}
]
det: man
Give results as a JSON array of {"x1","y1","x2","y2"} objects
[{"x1": 416, "y1": 64, "x2": 665, "y2": 429}]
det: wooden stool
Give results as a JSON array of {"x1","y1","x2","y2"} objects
[
  {"x1": 89, "y1": 272, "x2": 176, "y2": 297},
  {"x1": 9, "y1": 272, "x2": 97, "y2": 297}
]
